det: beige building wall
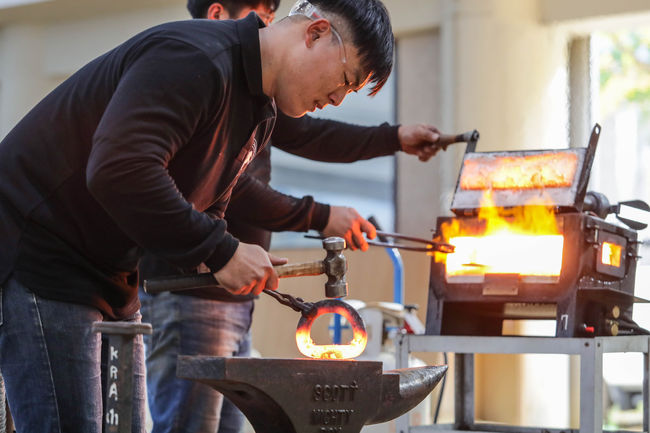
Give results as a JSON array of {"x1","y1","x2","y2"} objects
[{"x1": 2, "y1": 0, "x2": 650, "y2": 428}]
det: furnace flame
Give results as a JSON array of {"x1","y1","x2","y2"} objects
[{"x1": 437, "y1": 191, "x2": 564, "y2": 280}]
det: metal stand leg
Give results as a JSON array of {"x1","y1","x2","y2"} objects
[
  {"x1": 93, "y1": 321, "x2": 152, "y2": 433},
  {"x1": 396, "y1": 334, "x2": 409, "y2": 370},
  {"x1": 643, "y1": 338, "x2": 650, "y2": 432},
  {"x1": 396, "y1": 334, "x2": 411, "y2": 433},
  {"x1": 454, "y1": 353, "x2": 474, "y2": 429},
  {"x1": 397, "y1": 335, "x2": 650, "y2": 433},
  {"x1": 580, "y1": 340, "x2": 603, "y2": 433}
]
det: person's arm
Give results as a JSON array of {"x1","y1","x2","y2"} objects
[
  {"x1": 225, "y1": 173, "x2": 375, "y2": 250},
  {"x1": 271, "y1": 111, "x2": 399, "y2": 162},
  {"x1": 272, "y1": 111, "x2": 443, "y2": 162},
  {"x1": 87, "y1": 38, "x2": 280, "y2": 293},
  {"x1": 225, "y1": 172, "x2": 330, "y2": 232}
]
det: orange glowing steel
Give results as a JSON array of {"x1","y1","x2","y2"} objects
[
  {"x1": 460, "y1": 152, "x2": 579, "y2": 190},
  {"x1": 601, "y1": 242, "x2": 622, "y2": 267},
  {"x1": 436, "y1": 191, "x2": 564, "y2": 281},
  {"x1": 296, "y1": 300, "x2": 367, "y2": 360}
]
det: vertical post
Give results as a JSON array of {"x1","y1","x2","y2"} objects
[
  {"x1": 366, "y1": 217, "x2": 405, "y2": 307},
  {"x1": 568, "y1": 36, "x2": 592, "y2": 149},
  {"x1": 396, "y1": 334, "x2": 409, "y2": 370},
  {"x1": 395, "y1": 334, "x2": 410, "y2": 433},
  {"x1": 643, "y1": 338, "x2": 650, "y2": 432},
  {"x1": 92, "y1": 322, "x2": 152, "y2": 433},
  {"x1": 579, "y1": 339, "x2": 603, "y2": 433},
  {"x1": 454, "y1": 352, "x2": 474, "y2": 429}
]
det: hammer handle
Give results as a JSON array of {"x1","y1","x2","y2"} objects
[
  {"x1": 276, "y1": 261, "x2": 325, "y2": 277},
  {"x1": 437, "y1": 132, "x2": 474, "y2": 147},
  {"x1": 144, "y1": 261, "x2": 325, "y2": 294}
]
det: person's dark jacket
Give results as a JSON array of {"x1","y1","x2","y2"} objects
[
  {"x1": 138, "y1": 111, "x2": 400, "y2": 301},
  {"x1": 0, "y1": 15, "x2": 274, "y2": 319}
]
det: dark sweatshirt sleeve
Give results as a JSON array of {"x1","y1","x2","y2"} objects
[
  {"x1": 87, "y1": 38, "x2": 238, "y2": 272},
  {"x1": 225, "y1": 172, "x2": 330, "y2": 232},
  {"x1": 271, "y1": 111, "x2": 401, "y2": 162}
]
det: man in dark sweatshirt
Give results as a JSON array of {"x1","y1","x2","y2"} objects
[
  {"x1": 139, "y1": 1, "x2": 446, "y2": 433},
  {"x1": 0, "y1": 0, "x2": 396, "y2": 431}
]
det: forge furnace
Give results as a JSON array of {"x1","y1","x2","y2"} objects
[{"x1": 426, "y1": 125, "x2": 646, "y2": 337}]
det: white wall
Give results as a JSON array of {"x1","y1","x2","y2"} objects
[
  {"x1": 0, "y1": 24, "x2": 50, "y2": 134},
  {"x1": 0, "y1": 4, "x2": 186, "y2": 137}
]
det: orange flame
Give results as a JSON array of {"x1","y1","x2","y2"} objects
[
  {"x1": 296, "y1": 302, "x2": 367, "y2": 360},
  {"x1": 460, "y1": 152, "x2": 578, "y2": 190},
  {"x1": 436, "y1": 191, "x2": 564, "y2": 281},
  {"x1": 601, "y1": 242, "x2": 622, "y2": 267}
]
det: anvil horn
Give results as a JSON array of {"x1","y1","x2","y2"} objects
[{"x1": 367, "y1": 365, "x2": 448, "y2": 425}]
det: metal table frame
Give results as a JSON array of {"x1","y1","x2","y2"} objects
[{"x1": 395, "y1": 335, "x2": 650, "y2": 433}]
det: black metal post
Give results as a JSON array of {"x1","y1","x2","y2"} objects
[{"x1": 92, "y1": 321, "x2": 152, "y2": 433}]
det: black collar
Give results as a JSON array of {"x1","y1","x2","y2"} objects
[{"x1": 236, "y1": 13, "x2": 267, "y2": 98}]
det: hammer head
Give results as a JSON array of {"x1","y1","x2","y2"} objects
[{"x1": 322, "y1": 237, "x2": 348, "y2": 298}]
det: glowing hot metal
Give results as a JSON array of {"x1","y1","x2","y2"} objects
[{"x1": 296, "y1": 299, "x2": 367, "y2": 359}]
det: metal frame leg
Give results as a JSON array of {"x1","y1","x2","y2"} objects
[
  {"x1": 395, "y1": 335, "x2": 650, "y2": 433},
  {"x1": 396, "y1": 334, "x2": 411, "y2": 433},
  {"x1": 579, "y1": 340, "x2": 603, "y2": 433},
  {"x1": 642, "y1": 338, "x2": 650, "y2": 432},
  {"x1": 454, "y1": 353, "x2": 474, "y2": 429}
]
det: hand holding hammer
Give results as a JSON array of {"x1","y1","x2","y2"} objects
[
  {"x1": 144, "y1": 237, "x2": 348, "y2": 299},
  {"x1": 399, "y1": 125, "x2": 479, "y2": 162}
]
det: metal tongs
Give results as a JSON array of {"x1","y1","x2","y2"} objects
[
  {"x1": 369, "y1": 216, "x2": 455, "y2": 253},
  {"x1": 305, "y1": 231, "x2": 454, "y2": 253},
  {"x1": 370, "y1": 230, "x2": 454, "y2": 253},
  {"x1": 265, "y1": 290, "x2": 314, "y2": 314}
]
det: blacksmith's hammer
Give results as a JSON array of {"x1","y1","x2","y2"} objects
[{"x1": 144, "y1": 236, "x2": 348, "y2": 298}]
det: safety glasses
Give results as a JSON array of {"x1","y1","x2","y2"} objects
[{"x1": 288, "y1": 0, "x2": 347, "y2": 64}]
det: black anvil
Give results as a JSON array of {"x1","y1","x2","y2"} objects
[{"x1": 177, "y1": 356, "x2": 447, "y2": 433}]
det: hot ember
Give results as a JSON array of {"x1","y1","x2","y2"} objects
[
  {"x1": 296, "y1": 299, "x2": 367, "y2": 360},
  {"x1": 460, "y1": 152, "x2": 579, "y2": 190},
  {"x1": 436, "y1": 191, "x2": 564, "y2": 281}
]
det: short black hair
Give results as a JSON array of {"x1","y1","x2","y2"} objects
[
  {"x1": 311, "y1": 0, "x2": 394, "y2": 96},
  {"x1": 187, "y1": 0, "x2": 280, "y2": 19}
]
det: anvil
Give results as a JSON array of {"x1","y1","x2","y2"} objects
[{"x1": 177, "y1": 356, "x2": 447, "y2": 433}]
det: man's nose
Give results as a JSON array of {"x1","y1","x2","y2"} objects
[{"x1": 329, "y1": 88, "x2": 347, "y2": 106}]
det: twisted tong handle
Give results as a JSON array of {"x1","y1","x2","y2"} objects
[{"x1": 143, "y1": 261, "x2": 325, "y2": 294}]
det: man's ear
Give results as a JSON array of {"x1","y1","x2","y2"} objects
[
  {"x1": 304, "y1": 19, "x2": 332, "y2": 48},
  {"x1": 206, "y1": 2, "x2": 227, "y2": 20}
]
